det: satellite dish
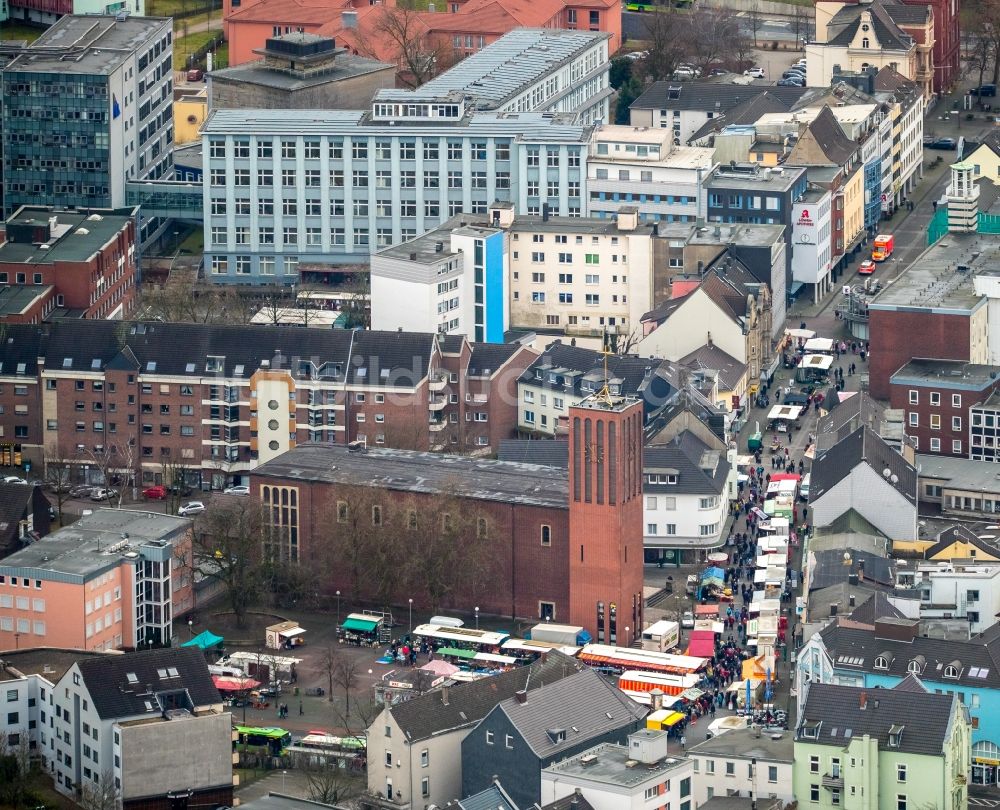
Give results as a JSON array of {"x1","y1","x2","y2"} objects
[
  {"x1": 843, "y1": 551, "x2": 852, "y2": 561},
  {"x1": 883, "y1": 468, "x2": 891, "y2": 478},
  {"x1": 890, "y1": 474, "x2": 899, "y2": 484}
]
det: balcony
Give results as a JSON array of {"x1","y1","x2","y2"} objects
[
  {"x1": 429, "y1": 418, "x2": 447, "y2": 432},
  {"x1": 429, "y1": 371, "x2": 449, "y2": 392},
  {"x1": 428, "y1": 395, "x2": 447, "y2": 411},
  {"x1": 821, "y1": 774, "x2": 844, "y2": 790}
]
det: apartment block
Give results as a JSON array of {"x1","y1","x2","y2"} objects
[
  {"x1": 0, "y1": 206, "x2": 138, "y2": 323},
  {"x1": 1, "y1": 15, "x2": 173, "y2": 245},
  {"x1": 0, "y1": 508, "x2": 192, "y2": 651},
  {"x1": 6, "y1": 0, "x2": 145, "y2": 26}
]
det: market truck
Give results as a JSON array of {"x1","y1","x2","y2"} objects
[{"x1": 872, "y1": 233, "x2": 894, "y2": 261}]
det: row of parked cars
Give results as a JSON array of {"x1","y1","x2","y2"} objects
[{"x1": 777, "y1": 58, "x2": 807, "y2": 86}]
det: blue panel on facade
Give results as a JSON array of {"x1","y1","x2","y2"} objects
[{"x1": 484, "y1": 231, "x2": 505, "y2": 343}]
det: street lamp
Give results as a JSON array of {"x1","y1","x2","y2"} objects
[
  {"x1": 474, "y1": 606, "x2": 479, "y2": 630},
  {"x1": 336, "y1": 590, "x2": 341, "y2": 626},
  {"x1": 408, "y1": 598, "x2": 413, "y2": 635},
  {"x1": 625, "y1": 626, "x2": 630, "y2": 647},
  {"x1": 188, "y1": 619, "x2": 194, "y2": 638}
]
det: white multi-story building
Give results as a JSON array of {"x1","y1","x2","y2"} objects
[
  {"x1": 1, "y1": 15, "x2": 173, "y2": 245},
  {"x1": 688, "y1": 726, "x2": 796, "y2": 805},
  {"x1": 389, "y1": 28, "x2": 612, "y2": 126},
  {"x1": 201, "y1": 99, "x2": 590, "y2": 284},
  {"x1": 540, "y1": 731, "x2": 695, "y2": 810},
  {"x1": 903, "y1": 561, "x2": 1000, "y2": 634},
  {"x1": 586, "y1": 125, "x2": 715, "y2": 223},
  {"x1": 791, "y1": 187, "x2": 834, "y2": 302}
]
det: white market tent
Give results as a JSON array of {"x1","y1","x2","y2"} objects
[
  {"x1": 801, "y1": 354, "x2": 834, "y2": 370},
  {"x1": 767, "y1": 404, "x2": 803, "y2": 421},
  {"x1": 803, "y1": 337, "x2": 835, "y2": 353},
  {"x1": 785, "y1": 328, "x2": 815, "y2": 339}
]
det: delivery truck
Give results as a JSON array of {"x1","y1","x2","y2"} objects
[
  {"x1": 872, "y1": 234, "x2": 894, "y2": 262},
  {"x1": 527, "y1": 623, "x2": 592, "y2": 646},
  {"x1": 640, "y1": 620, "x2": 680, "y2": 652}
]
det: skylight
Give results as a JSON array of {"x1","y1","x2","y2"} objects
[
  {"x1": 126, "y1": 672, "x2": 138, "y2": 684},
  {"x1": 62, "y1": 358, "x2": 72, "y2": 368}
]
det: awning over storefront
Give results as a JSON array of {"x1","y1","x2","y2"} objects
[{"x1": 438, "y1": 647, "x2": 476, "y2": 659}]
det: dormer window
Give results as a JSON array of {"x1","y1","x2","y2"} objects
[
  {"x1": 801, "y1": 720, "x2": 821, "y2": 739},
  {"x1": 888, "y1": 725, "x2": 904, "y2": 747},
  {"x1": 944, "y1": 663, "x2": 960, "y2": 679},
  {"x1": 874, "y1": 656, "x2": 889, "y2": 670},
  {"x1": 907, "y1": 660, "x2": 921, "y2": 675},
  {"x1": 205, "y1": 356, "x2": 224, "y2": 373}
]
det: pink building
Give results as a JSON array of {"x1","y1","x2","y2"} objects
[{"x1": 0, "y1": 509, "x2": 193, "y2": 651}]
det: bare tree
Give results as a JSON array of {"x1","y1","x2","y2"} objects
[
  {"x1": 315, "y1": 645, "x2": 339, "y2": 702},
  {"x1": 43, "y1": 457, "x2": 73, "y2": 527},
  {"x1": 0, "y1": 731, "x2": 32, "y2": 809},
  {"x1": 334, "y1": 657, "x2": 360, "y2": 716},
  {"x1": 748, "y1": 0, "x2": 763, "y2": 47},
  {"x1": 189, "y1": 498, "x2": 270, "y2": 627},
  {"x1": 359, "y1": 6, "x2": 452, "y2": 88},
  {"x1": 639, "y1": 8, "x2": 687, "y2": 82},
  {"x1": 77, "y1": 436, "x2": 138, "y2": 507},
  {"x1": 683, "y1": 6, "x2": 745, "y2": 75},
  {"x1": 340, "y1": 268, "x2": 371, "y2": 330},
  {"x1": 78, "y1": 769, "x2": 120, "y2": 810},
  {"x1": 304, "y1": 762, "x2": 364, "y2": 805}
]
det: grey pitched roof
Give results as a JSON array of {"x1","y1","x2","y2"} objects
[
  {"x1": 439, "y1": 335, "x2": 467, "y2": 355},
  {"x1": 804, "y1": 106, "x2": 860, "y2": 166},
  {"x1": 0, "y1": 325, "x2": 44, "y2": 377},
  {"x1": 799, "y1": 682, "x2": 955, "y2": 756},
  {"x1": 0, "y1": 483, "x2": 39, "y2": 555},
  {"x1": 498, "y1": 439, "x2": 569, "y2": 468},
  {"x1": 640, "y1": 293, "x2": 691, "y2": 325},
  {"x1": 646, "y1": 432, "x2": 730, "y2": 496},
  {"x1": 349, "y1": 330, "x2": 435, "y2": 387},
  {"x1": 826, "y1": 0, "x2": 915, "y2": 50},
  {"x1": 75, "y1": 647, "x2": 220, "y2": 720},
  {"x1": 457, "y1": 782, "x2": 519, "y2": 810},
  {"x1": 631, "y1": 82, "x2": 808, "y2": 112},
  {"x1": 817, "y1": 391, "x2": 888, "y2": 451},
  {"x1": 680, "y1": 343, "x2": 747, "y2": 392},
  {"x1": 848, "y1": 591, "x2": 906, "y2": 624},
  {"x1": 389, "y1": 651, "x2": 583, "y2": 742},
  {"x1": 495, "y1": 667, "x2": 645, "y2": 758},
  {"x1": 468, "y1": 342, "x2": 527, "y2": 377},
  {"x1": 810, "y1": 425, "x2": 916, "y2": 504},
  {"x1": 645, "y1": 387, "x2": 728, "y2": 446},
  {"x1": 538, "y1": 791, "x2": 597, "y2": 810},
  {"x1": 820, "y1": 620, "x2": 1000, "y2": 689},
  {"x1": 518, "y1": 341, "x2": 677, "y2": 408},
  {"x1": 810, "y1": 548, "x2": 895, "y2": 591},
  {"x1": 892, "y1": 673, "x2": 930, "y2": 693},
  {"x1": 926, "y1": 524, "x2": 1000, "y2": 561},
  {"x1": 689, "y1": 91, "x2": 795, "y2": 144}
]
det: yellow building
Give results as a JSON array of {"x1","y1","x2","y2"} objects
[
  {"x1": 965, "y1": 131, "x2": 1000, "y2": 184},
  {"x1": 174, "y1": 88, "x2": 208, "y2": 145},
  {"x1": 841, "y1": 164, "x2": 865, "y2": 252}
]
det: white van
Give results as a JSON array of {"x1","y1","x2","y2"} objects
[{"x1": 800, "y1": 473, "x2": 811, "y2": 501}]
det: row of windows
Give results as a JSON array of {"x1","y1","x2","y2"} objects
[
  {"x1": 908, "y1": 389, "x2": 963, "y2": 407},
  {"x1": 208, "y1": 138, "x2": 528, "y2": 163},
  {"x1": 907, "y1": 412, "x2": 963, "y2": 431}
]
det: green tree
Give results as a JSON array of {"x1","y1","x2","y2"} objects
[
  {"x1": 609, "y1": 56, "x2": 633, "y2": 90},
  {"x1": 615, "y1": 76, "x2": 643, "y2": 125}
]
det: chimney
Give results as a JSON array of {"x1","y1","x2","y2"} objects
[
  {"x1": 849, "y1": 594, "x2": 855, "y2": 607},
  {"x1": 441, "y1": 685, "x2": 450, "y2": 706},
  {"x1": 616, "y1": 206, "x2": 639, "y2": 232},
  {"x1": 341, "y1": 9, "x2": 357, "y2": 27},
  {"x1": 859, "y1": 691, "x2": 867, "y2": 710},
  {"x1": 829, "y1": 604, "x2": 838, "y2": 617},
  {"x1": 540, "y1": 651, "x2": 548, "y2": 663},
  {"x1": 848, "y1": 573, "x2": 859, "y2": 586},
  {"x1": 515, "y1": 690, "x2": 528, "y2": 704},
  {"x1": 542, "y1": 202, "x2": 550, "y2": 222}
]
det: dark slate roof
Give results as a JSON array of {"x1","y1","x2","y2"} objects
[
  {"x1": 848, "y1": 591, "x2": 906, "y2": 624},
  {"x1": 495, "y1": 667, "x2": 646, "y2": 758},
  {"x1": 457, "y1": 782, "x2": 519, "y2": 810},
  {"x1": 438, "y1": 335, "x2": 467, "y2": 355},
  {"x1": 468, "y1": 342, "x2": 526, "y2": 377},
  {"x1": 926, "y1": 524, "x2": 1000, "y2": 561},
  {"x1": 640, "y1": 293, "x2": 690, "y2": 325},
  {"x1": 3, "y1": 321, "x2": 440, "y2": 388},
  {"x1": 75, "y1": 646, "x2": 220, "y2": 720},
  {"x1": 0, "y1": 325, "x2": 44, "y2": 377},
  {"x1": 799, "y1": 682, "x2": 955, "y2": 756},
  {"x1": 631, "y1": 81, "x2": 808, "y2": 112},
  {"x1": 892, "y1": 673, "x2": 930, "y2": 693},
  {"x1": 826, "y1": 0, "x2": 915, "y2": 50},
  {"x1": 680, "y1": 343, "x2": 747, "y2": 392},
  {"x1": 810, "y1": 425, "x2": 917, "y2": 504},
  {"x1": 498, "y1": 439, "x2": 569, "y2": 468},
  {"x1": 805, "y1": 106, "x2": 860, "y2": 166},
  {"x1": 646, "y1": 432, "x2": 730, "y2": 496},
  {"x1": 389, "y1": 651, "x2": 583, "y2": 743},
  {"x1": 518, "y1": 341, "x2": 677, "y2": 406},
  {"x1": 810, "y1": 548, "x2": 895, "y2": 591},
  {"x1": 645, "y1": 387, "x2": 728, "y2": 447},
  {"x1": 689, "y1": 92, "x2": 794, "y2": 144},
  {"x1": 809, "y1": 582, "x2": 877, "y2": 621},
  {"x1": 820, "y1": 620, "x2": 1000, "y2": 689},
  {"x1": 539, "y1": 792, "x2": 597, "y2": 810},
  {"x1": 816, "y1": 392, "x2": 889, "y2": 452}
]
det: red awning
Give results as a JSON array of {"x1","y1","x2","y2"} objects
[
  {"x1": 580, "y1": 653, "x2": 692, "y2": 675},
  {"x1": 686, "y1": 630, "x2": 716, "y2": 658},
  {"x1": 212, "y1": 675, "x2": 260, "y2": 692}
]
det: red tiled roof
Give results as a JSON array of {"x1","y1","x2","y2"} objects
[{"x1": 228, "y1": 0, "x2": 352, "y2": 25}]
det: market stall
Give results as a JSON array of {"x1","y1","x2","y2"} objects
[
  {"x1": 266, "y1": 621, "x2": 306, "y2": 650},
  {"x1": 339, "y1": 613, "x2": 384, "y2": 647}
]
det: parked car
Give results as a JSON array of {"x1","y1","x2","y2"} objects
[
  {"x1": 178, "y1": 501, "x2": 205, "y2": 516},
  {"x1": 223, "y1": 485, "x2": 250, "y2": 496},
  {"x1": 782, "y1": 69, "x2": 805, "y2": 79},
  {"x1": 168, "y1": 484, "x2": 194, "y2": 497},
  {"x1": 624, "y1": 50, "x2": 648, "y2": 61},
  {"x1": 972, "y1": 84, "x2": 997, "y2": 97},
  {"x1": 69, "y1": 485, "x2": 95, "y2": 498},
  {"x1": 186, "y1": 68, "x2": 204, "y2": 82},
  {"x1": 90, "y1": 488, "x2": 118, "y2": 501},
  {"x1": 744, "y1": 67, "x2": 765, "y2": 78},
  {"x1": 927, "y1": 137, "x2": 957, "y2": 150},
  {"x1": 143, "y1": 485, "x2": 167, "y2": 500},
  {"x1": 2, "y1": 476, "x2": 27, "y2": 485},
  {"x1": 777, "y1": 77, "x2": 804, "y2": 87},
  {"x1": 858, "y1": 259, "x2": 876, "y2": 275},
  {"x1": 681, "y1": 611, "x2": 695, "y2": 629},
  {"x1": 672, "y1": 65, "x2": 701, "y2": 79}
]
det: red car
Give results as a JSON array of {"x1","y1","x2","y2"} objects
[
  {"x1": 858, "y1": 260, "x2": 876, "y2": 275},
  {"x1": 143, "y1": 485, "x2": 167, "y2": 500}
]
